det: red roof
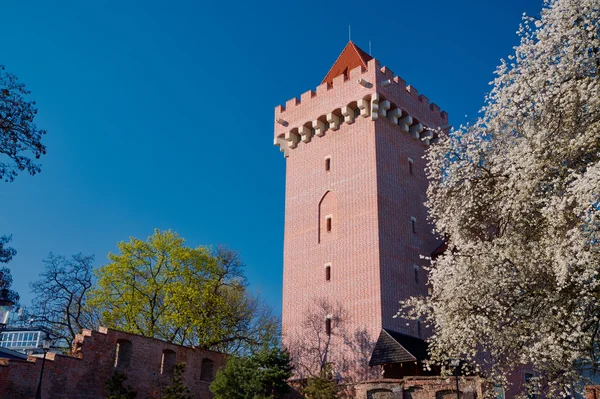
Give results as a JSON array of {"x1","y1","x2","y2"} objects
[{"x1": 321, "y1": 41, "x2": 373, "y2": 85}]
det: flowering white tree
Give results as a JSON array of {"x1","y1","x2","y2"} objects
[{"x1": 401, "y1": 0, "x2": 600, "y2": 396}]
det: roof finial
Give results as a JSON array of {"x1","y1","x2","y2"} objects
[
  {"x1": 349, "y1": 25, "x2": 351, "y2": 42},
  {"x1": 369, "y1": 40, "x2": 372, "y2": 56}
]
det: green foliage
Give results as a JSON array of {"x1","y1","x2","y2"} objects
[
  {"x1": 162, "y1": 364, "x2": 191, "y2": 399},
  {"x1": 105, "y1": 372, "x2": 137, "y2": 399},
  {"x1": 88, "y1": 229, "x2": 278, "y2": 354},
  {"x1": 210, "y1": 346, "x2": 293, "y2": 399},
  {"x1": 303, "y1": 365, "x2": 340, "y2": 399}
]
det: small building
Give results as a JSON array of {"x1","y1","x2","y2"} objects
[
  {"x1": 369, "y1": 329, "x2": 439, "y2": 379},
  {"x1": 0, "y1": 326, "x2": 52, "y2": 354}
]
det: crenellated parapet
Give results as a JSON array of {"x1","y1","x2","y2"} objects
[{"x1": 274, "y1": 58, "x2": 448, "y2": 157}]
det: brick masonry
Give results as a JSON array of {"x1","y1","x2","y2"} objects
[
  {"x1": 0, "y1": 327, "x2": 226, "y2": 399},
  {"x1": 276, "y1": 44, "x2": 446, "y2": 365},
  {"x1": 586, "y1": 386, "x2": 600, "y2": 399},
  {"x1": 353, "y1": 377, "x2": 485, "y2": 399}
]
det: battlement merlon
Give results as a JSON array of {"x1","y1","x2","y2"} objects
[{"x1": 274, "y1": 57, "x2": 448, "y2": 141}]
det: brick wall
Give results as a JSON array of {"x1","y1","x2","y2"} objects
[
  {"x1": 353, "y1": 377, "x2": 485, "y2": 399},
  {"x1": 0, "y1": 327, "x2": 226, "y2": 399},
  {"x1": 277, "y1": 50, "x2": 447, "y2": 376},
  {"x1": 586, "y1": 386, "x2": 600, "y2": 399}
]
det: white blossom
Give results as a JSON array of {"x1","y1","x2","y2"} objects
[{"x1": 400, "y1": 0, "x2": 600, "y2": 396}]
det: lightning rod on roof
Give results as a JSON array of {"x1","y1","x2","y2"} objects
[
  {"x1": 369, "y1": 41, "x2": 372, "y2": 55},
  {"x1": 349, "y1": 25, "x2": 351, "y2": 42}
]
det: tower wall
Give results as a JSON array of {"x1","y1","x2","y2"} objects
[
  {"x1": 278, "y1": 61, "x2": 383, "y2": 343},
  {"x1": 275, "y1": 50, "x2": 448, "y2": 376}
]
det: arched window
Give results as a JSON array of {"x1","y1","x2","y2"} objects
[
  {"x1": 200, "y1": 358, "x2": 215, "y2": 382},
  {"x1": 114, "y1": 339, "x2": 133, "y2": 370},
  {"x1": 161, "y1": 349, "x2": 176, "y2": 375},
  {"x1": 318, "y1": 191, "x2": 338, "y2": 243}
]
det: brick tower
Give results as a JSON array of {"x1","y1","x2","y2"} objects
[{"x1": 274, "y1": 42, "x2": 448, "y2": 374}]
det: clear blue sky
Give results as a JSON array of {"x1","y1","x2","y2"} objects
[{"x1": 2, "y1": 0, "x2": 542, "y2": 317}]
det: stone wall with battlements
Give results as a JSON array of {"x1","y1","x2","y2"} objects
[
  {"x1": 274, "y1": 58, "x2": 448, "y2": 158},
  {"x1": 0, "y1": 327, "x2": 226, "y2": 399}
]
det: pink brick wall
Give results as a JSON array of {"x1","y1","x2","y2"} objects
[
  {"x1": 277, "y1": 54, "x2": 447, "y2": 374},
  {"x1": 0, "y1": 328, "x2": 226, "y2": 399}
]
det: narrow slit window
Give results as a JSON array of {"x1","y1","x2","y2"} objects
[
  {"x1": 414, "y1": 264, "x2": 420, "y2": 284},
  {"x1": 325, "y1": 317, "x2": 332, "y2": 336},
  {"x1": 325, "y1": 157, "x2": 331, "y2": 172},
  {"x1": 417, "y1": 321, "x2": 422, "y2": 337},
  {"x1": 408, "y1": 158, "x2": 414, "y2": 175},
  {"x1": 325, "y1": 265, "x2": 331, "y2": 281},
  {"x1": 326, "y1": 216, "x2": 332, "y2": 232},
  {"x1": 411, "y1": 217, "x2": 416, "y2": 234}
]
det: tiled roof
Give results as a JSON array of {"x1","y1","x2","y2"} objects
[
  {"x1": 368, "y1": 328, "x2": 428, "y2": 366},
  {"x1": 321, "y1": 41, "x2": 373, "y2": 85}
]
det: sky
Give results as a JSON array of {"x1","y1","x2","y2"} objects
[{"x1": 1, "y1": 0, "x2": 543, "y2": 318}]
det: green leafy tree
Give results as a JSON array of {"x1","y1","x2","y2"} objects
[
  {"x1": 162, "y1": 364, "x2": 191, "y2": 399},
  {"x1": 303, "y1": 364, "x2": 340, "y2": 399},
  {"x1": 210, "y1": 346, "x2": 293, "y2": 399},
  {"x1": 88, "y1": 229, "x2": 278, "y2": 354},
  {"x1": 105, "y1": 372, "x2": 137, "y2": 399}
]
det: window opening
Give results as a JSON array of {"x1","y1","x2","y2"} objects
[
  {"x1": 326, "y1": 217, "x2": 332, "y2": 232},
  {"x1": 408, "y1": 158, "x2": 414, "y2": 175},
  {"x1": 114, "y1": 339, "x2": 133, "y2": 369},
  {"x1": 354, "y1": 107, "x2": 360, "y2": 118},
  {"x1": 201, "y1": 358, "x2": 215, "y2": 381},
  {"x1": 325, "y1": 157, "x2": 331, "y2": 172},
  {"x1": 325, "y1": 317, "x2": 332, "y2": 336},
  {"x1": 325, "y1": 265, "x2": 331, "y2": 281},
  {"x1": 414, "y1": 264, "x2": 420, "y2": 284},
  {"x1": 161, "y1": 349, "x2": 176, "y2": 375},
  {"x1": 411, "y1": 217, "x2": 416, "y2": 234}
]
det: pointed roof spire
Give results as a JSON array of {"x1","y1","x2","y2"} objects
[{"x1": 322, "y1": 41, "x2": 373, "y2": 85}]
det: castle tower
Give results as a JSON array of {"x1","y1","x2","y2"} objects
[{"x1": 274, "y1": 42, "x2": 448, "y2": 374}]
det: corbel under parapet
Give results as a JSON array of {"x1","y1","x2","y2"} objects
[
  {"x1": 379, "y1": 100, "x2": 391, "y2": 118},
  {"x1": 326, "y1": 113, "x2": 340, "y2": 131},
  {"x1": 358, "y1": 98, "x2": 371, "y2": 118},
  {"x1": 341, "y1": 106, "x2": 355, "y2": 125},
  {"x1": 299, "y1": 126, "x2": 313, "y2": 143},
  {"x1": 313, "y1": 120, "x2": 326, "y2": 137},
  {"x1": 387, "y1": 108, "x2": 402, "y2": 124},
  {"x1": 398, "y1": 116, "x2": 413, "y2": 133},
  {"x1": 410, "y1": 123, "x2": 424, "y2": 139},
  {"x1": 285, "y1": 128, "x2": 300, "y2": 149},
  {"x1": 371, "y1": 93, "x2": 379, "y2": 121}
]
